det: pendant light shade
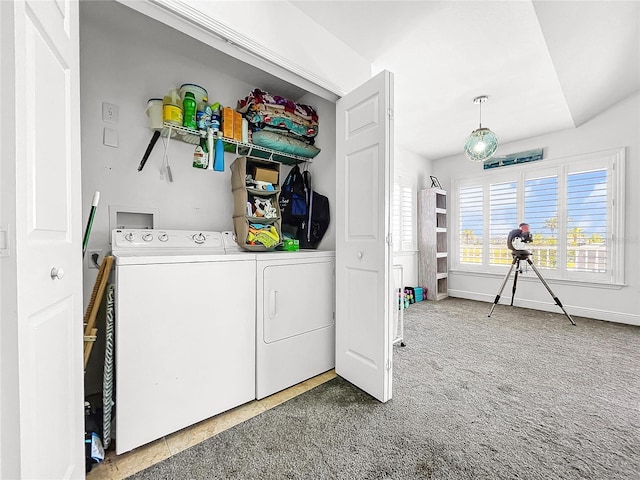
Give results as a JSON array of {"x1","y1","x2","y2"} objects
[{"x1": 464, "y1": 96, "x2": 498, "y2": 162}]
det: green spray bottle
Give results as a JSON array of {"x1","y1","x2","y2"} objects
[{"x1": 182, "y1": 92, "x2": 197, "y2": 129}]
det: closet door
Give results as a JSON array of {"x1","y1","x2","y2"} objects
[
  {"x1": 1, "y1": 0, "x2": 84, "y2": 477},
  {"x1": 335, "y1": 70, "x2": 394, "y2": 403}
]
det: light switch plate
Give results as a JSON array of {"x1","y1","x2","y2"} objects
[
  {"x1": 102, "y1": 102, "x2": 119, "y2": 123},
  {"x1": 103, "y1": 127, "x2": 119, "y2": 147}
]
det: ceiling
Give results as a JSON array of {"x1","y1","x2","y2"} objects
[{"x1": 290, "y1": 1, "x2": 640, "y2": 161}]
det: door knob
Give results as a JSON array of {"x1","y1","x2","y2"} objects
[
  {"x1": 357, "y1": 252, "x2": 363, "y2": 259},
  {"x1": 50, "y1": 267, "x2": 65, "y2": 280}
]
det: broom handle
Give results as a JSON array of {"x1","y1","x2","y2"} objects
[{"x1": 82, "y1": 191, "x2": 100, "y2": 258}]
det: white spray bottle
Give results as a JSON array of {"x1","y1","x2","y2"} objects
[{"x1": 206, "y1": 127, "x2": 215, "y2": 170}]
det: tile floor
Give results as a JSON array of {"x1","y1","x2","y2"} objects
[{"x1": 87, "y1": 370, "x2": 337, "y2": 479}]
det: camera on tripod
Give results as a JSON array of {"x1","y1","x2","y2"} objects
[
  {"x1": 489, "y1": 221, "x2": 576, "y2": 325},
  {"x1": 507, "y1": 223, "x2": 533, "y2": 253}
]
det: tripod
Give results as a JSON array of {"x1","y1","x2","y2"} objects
[{"x1": 488, "y1": 250, "x2": 576, "y2": 325}]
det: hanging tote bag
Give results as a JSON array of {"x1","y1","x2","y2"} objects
[
  {"x1": 298, "y1": 170, "x2": 330, "y2": 249},
  {"x1": 279, "y1": 164, "x2": 307, "y2": 226}
]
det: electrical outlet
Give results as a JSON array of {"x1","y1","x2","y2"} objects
[
  {"x1": 102, "y1": 102, "x2": 119, "y2": 123},
  {"x1": 87, "y1": 249, "x2": 103, "y2": 269}
]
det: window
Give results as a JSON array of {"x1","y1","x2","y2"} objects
[
  {"x1": 393, "y1": 181, "x2": 415, "y2": 252},
  {"x1": 453, "y1": 148, "x2": 624, "y2": 284}
]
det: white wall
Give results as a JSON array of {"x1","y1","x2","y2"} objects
[
  {"x1": 432, "y1": 92, "x2": 640, "y2": 325},
  {"x1": 122, "y1": 0, "x2": 371, "y2": 99},
  {"x1": 393, "y1": 146, "x2": 432, "y2": 287}
]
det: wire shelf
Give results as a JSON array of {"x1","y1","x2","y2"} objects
[{"x1": 159, "y1": 123, "x2": 310, "y2": 165}]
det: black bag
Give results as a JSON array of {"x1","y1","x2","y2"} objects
[
  {"x1": 298, "y1": 170, "x2": 330, "y2": 249},
  {"x1": 279, "y1": 164, "x2": 307, "y2": 226}
]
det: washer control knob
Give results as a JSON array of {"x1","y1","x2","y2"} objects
[
  {"x1": 158, "y1": 233, "x2": 169, "y2": 242},
  {"x1": 125, "y1": 232, "x2": 135, "y2": 242},
  {"x1": 193, "y1": 233, "x2": 206, "y2": 244},
  {"x1": 142, "y1": 233, "x2": 153, "y2": 242}
]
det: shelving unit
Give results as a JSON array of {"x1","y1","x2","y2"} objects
[
  {"x1": 159, "y1": 122, "x2": 310, "y2": 166},
  {"x1": 230, "y1": 156, "x2": 282, "y2": 251},
  {"x1": 418, "y1": 188, "x2": 448, "y2": 301}
]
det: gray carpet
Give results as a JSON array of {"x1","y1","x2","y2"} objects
[{"x1": 129, "y1": 298, "x2": 640, "y2": 479}]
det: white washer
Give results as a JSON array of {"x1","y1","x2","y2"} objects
[
  {"x1": 254, "y1": 249, "x2": 335, "y2": 399},
  {"x1": 112, "y1": 229, "x2": 256, "y2": 454}
]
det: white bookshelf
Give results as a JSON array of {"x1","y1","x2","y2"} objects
[{"x1": 418, "y1": 188, "x2": 448, "y2": 300}]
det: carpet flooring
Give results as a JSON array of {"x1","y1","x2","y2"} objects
[{"x1": 130, "y1": 298, "x2": 640, "y2": 479}]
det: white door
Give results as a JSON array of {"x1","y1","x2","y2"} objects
[
  {"x1": 0, "y1": 1, "x2": 84, "y2": 478},
  {"x1": 335, "y1": 70, "x2": 394, "y2": 402}
]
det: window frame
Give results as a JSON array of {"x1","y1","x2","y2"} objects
[{"x1": 451, "y1": 148, "x2": 625, "y2": 285}]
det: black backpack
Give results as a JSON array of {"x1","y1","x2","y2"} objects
[
  {"x1": 298, "y1": 170, "x2": 330, "y2": 249},
  {"x1": 279, "y1": 164, "x2": 307, "y2": 226}
]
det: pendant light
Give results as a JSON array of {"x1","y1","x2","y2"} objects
[{"x1": 464, "y1": 95, "x2": 498, "y2": 162}]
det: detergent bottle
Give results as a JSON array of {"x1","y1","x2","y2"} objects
[
  {"x1": 213, "y1": 131, "x2": 225, "y2": 172},
  {"x1": 182, "y1": 92, "x2": 197, "y2": 129},
  {"x1": 162, "y1": 88, "x2": 183, "y2": 126}
]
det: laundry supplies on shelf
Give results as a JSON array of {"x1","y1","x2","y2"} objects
[{"x1": 146, "y1": 83, "x2": 319, "y2": 175}]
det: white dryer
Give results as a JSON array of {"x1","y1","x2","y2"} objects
[
  {"x1": 112, "y1": 229, "x2": 256, "y2": 454},
  {"x1": 254, "y1": 250, "x2": 335, "y2": 399}
]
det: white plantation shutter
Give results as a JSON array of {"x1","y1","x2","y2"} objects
[
  {"x1": 489, "y1": 182, "x2": 517, "y2": 265},
  {"x1": 458, "y1": 185, "x2": 483, "y2": 264},
  {"x1": 392, "y1": 183, "x2": 401, "y2": 252},
  {"x1": 401, "y1": 185, "x2": 413, "y2": 250},
  {"x1": 393, "y1": 181, "x2": 415, "y2": 252},
  {"x1": 525, "y1": 176, "x2": 558, "y2": 270},
  {"x1": 566, "y1": 169, "x2": 607, "y2": 273}
]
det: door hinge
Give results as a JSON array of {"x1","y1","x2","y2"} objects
[
  {"x1": 0, "y1": 225, "x2": 9, "y2": 257},
  {"x1": 386, "y1": 359, "x2": 392, "y2": 370},
  {"x1": 386, "y1": 233, "x2": 393, "y2": 245},
  {"x1": 387, "y1": 108, "x2": 394, "y2": 120}
]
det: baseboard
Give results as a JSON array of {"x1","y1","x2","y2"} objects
[{"x1": 449, "y1": 289, "x2": 640, "y2": 327}]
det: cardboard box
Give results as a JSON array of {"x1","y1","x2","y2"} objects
[
  {"x1": 277, "y1": 238, "x2": 299, "y2": 251},
  {"x1": 233, "y1": 111, "x2": 243, "y2": 142},
  {"x1": 222, "y1": 107, "x2": 234, "y2": 139},
  {"x1": 254, "y1": 166, "x2": 278, "y2": 184}
]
